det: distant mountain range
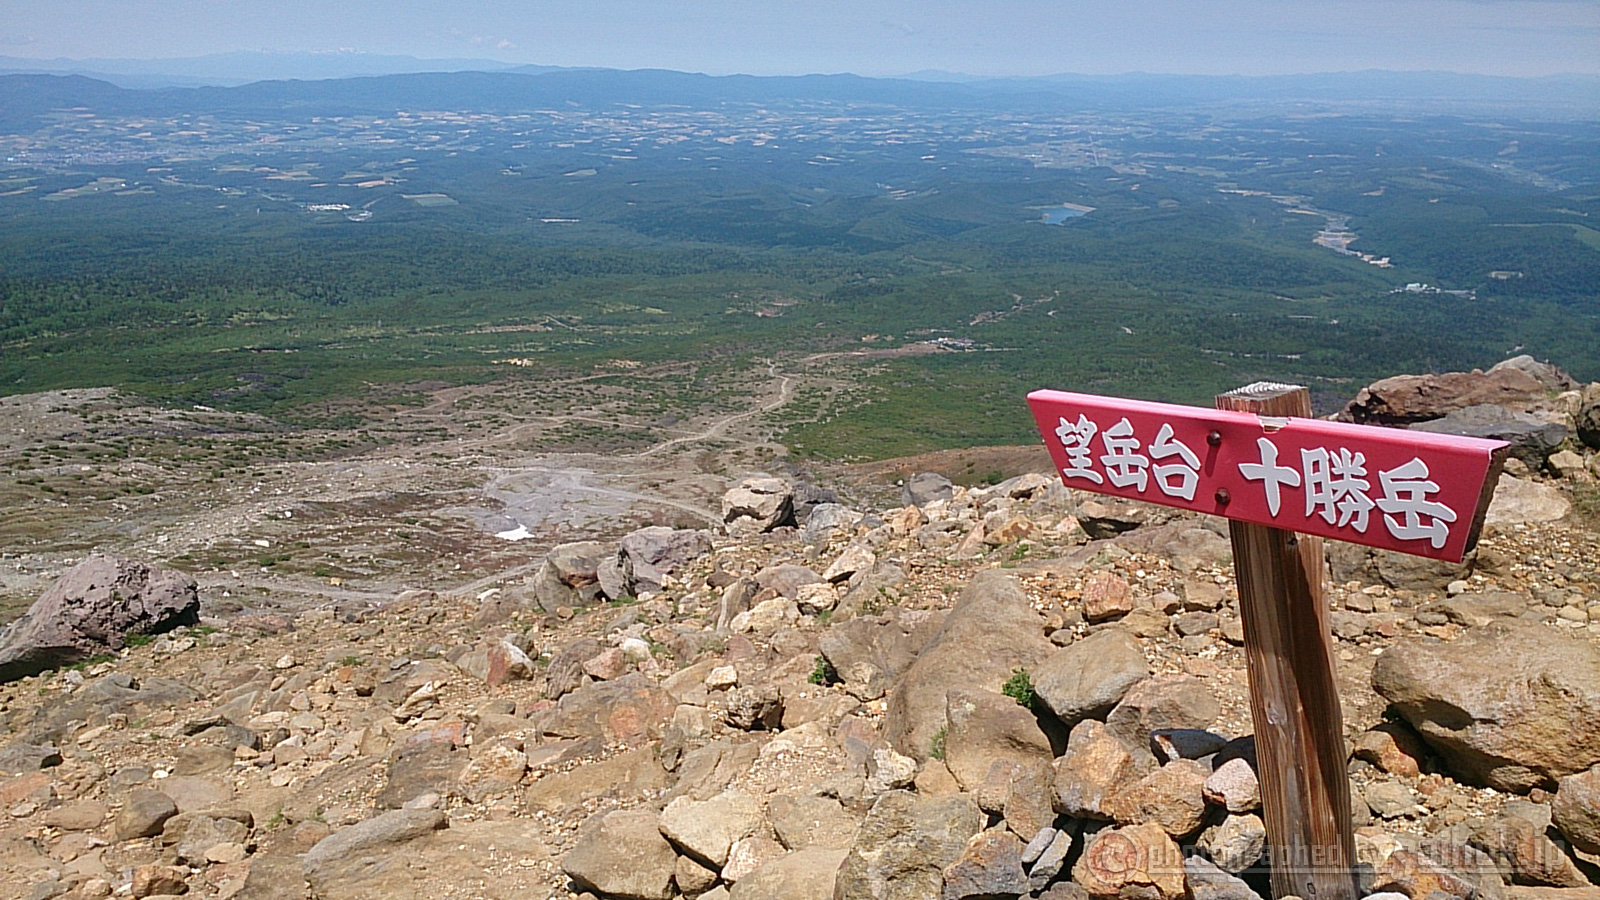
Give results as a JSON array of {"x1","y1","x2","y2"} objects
[
  {"x1": 0, "y1": 51, "x2": 527, "y2": 88},
  {"x1": 1, "y1": 56, "x2": 1597, "y2": 127}
]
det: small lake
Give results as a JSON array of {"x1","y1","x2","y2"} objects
[{"x1": 1038, "y1": 204, "x2": 1095, "y2": 225}]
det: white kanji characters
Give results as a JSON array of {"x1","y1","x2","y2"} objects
[
  {"x1": 1099, "y1": 417, "x2": 1150, "y2": 491},
  {"x1": 1376, "y1": 457, "x2": 1456, "y2": 549},
  {"x1": 1302, "y1": 446, "x2": 1375, "y2": 532},
  {"x1": 1055, "y1": 414, "x2": 1103, "y2": 484},
  {"x1": 1148, "y1": 423, "x2": 1201, "y2": 501},
  {"x1": 1239, "y1": 436, "x2": 1300, "y2": 516}
]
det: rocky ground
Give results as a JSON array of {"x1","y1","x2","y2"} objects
[{"x1": 0, "y1": 359, "x2": 1597, "y2": 900}]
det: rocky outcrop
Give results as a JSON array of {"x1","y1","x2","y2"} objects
[
  {"x1": 901, "y1": 472, "x2": 954, "y2": 508},
  {"x1": 1373, "y1": 622, "x2": 1600, "y2": 791},
  {"x1": 0, "y1": 555, "x2": 199, "y2": 682},
  {"x1": 1339, "y1": 364, "x2": 1554, "y2": 425}
]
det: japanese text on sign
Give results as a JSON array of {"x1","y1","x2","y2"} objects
[{"x1": 1026, "y1": 390, "x2": 1507, "y2": 562}]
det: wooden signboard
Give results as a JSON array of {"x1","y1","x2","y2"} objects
[{"x1": 1028, "y1": 383, "x2": 1508, "y2": 900}]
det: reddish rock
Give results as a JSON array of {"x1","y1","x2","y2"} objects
[
  {"x1": 1083, "y1": 573, "x2": 1135, "y2": 622},
  {"x1": 1340, "y1": 366, "x2": 1552, "y2": 426},
  {"x1": 1072, "y1": 822, "x2": 1186, "y2": 900},
  {"x1": 1352, "y1": 722, "x2": 1428, "y2": 778}
]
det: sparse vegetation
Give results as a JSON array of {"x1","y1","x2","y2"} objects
[
  {"x1": 809, "y1": 655, "x2": 841, "y2": 686},
  {"x1": 1003, "y1": 668, "x2": 1037, "y2": 710}
]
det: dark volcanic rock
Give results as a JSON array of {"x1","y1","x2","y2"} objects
[
  {"x1": 0, "y1": 555, "x2": 199, "y2": 682},
  {"x1": 1410, "y1": 404, "x2": 1567, "y2": 466}
]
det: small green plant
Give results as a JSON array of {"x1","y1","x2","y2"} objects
[
  {"x1": 809, "y1": 655, "x2": 840, "y2": 686},
  {"x1": 339, "y1": 655, "x2": 364, "y2": 667},
  {"x1": 124, "y1": 633, "x2": 156, "y2": 648},
  {"x1": 1002, "y1": 668, "x2": 1037, "y2": 709},
  {"x1": 929, "y1": 726, "x2": 948, "y2": 761}
]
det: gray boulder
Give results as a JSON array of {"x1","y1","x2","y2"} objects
[
  {"x1": 1184, "y1": 856, "x2": 1264, "y2": 900},
  {"x1": 883, "y1": 571, "x2": 1052, "y2": 762},
  {"x1": 1032, "y1": 629, "x2": 1149, "y2": 728},
  {"x1": 0, "y1": 555, "x2": 198, "y2": 682},
  {"x1": 790, "y1": 482, "x2": 842, "y2": 526},
  {"x1": 598, "y1": 527, "x2": 712, "y2": 600},
  {"x1": 1577, "y1": 382, "x2": 1600, "y2": 450},
  {"x1": 529, "y1": 541, "x2": 609, "y2": 611},
  {"x1": 1411, "y1": 403, "x2": 1567, "y2": 466},
  {"x1": 1373, "y1": 621, "x2": 1600, "y2": 791},
  {"x1": 834, "y1": 790, "x2": 984, "y2": 900},
  {"x1": 901, "y1": 472, "x2": 954, "y2": 508},
  {"x1": 723, "y1": 476, "x2": 796, "y2": 533},
  {"x1": 1489, "y1": 355, "x2": 1576, "y2": 392}
]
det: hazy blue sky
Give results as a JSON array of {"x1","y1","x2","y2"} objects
[{"x1": 3, "y1": 0, "x2": 1598, "y2": 77}]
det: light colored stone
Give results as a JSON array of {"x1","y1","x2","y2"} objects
[
  {"x1": 659, "y1": 789, "x2": 765, "y2": 868},
  {"x1": 1373, "y1": 621, "x2": 1600, "y2": 791},
  {"x1": 562, "y1": 808, "x2": 677, "y2": 900},
  {"x1": 1203, "y1": 758, "x2": 1261, "y2": 813}
]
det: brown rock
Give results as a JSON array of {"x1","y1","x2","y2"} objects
[
  {"x1": 942, "y1": 689, "x2": 1054, "y2": 792},
  {"x1": 1340, "y1": 366, "x2": 1551, "y2": 426},
  {"x1": 1470, "y1": 816, "x2": 1590, "y2": 887},
  {"x1": 1032, "y1": 629, "x2": 1150, "y2": 728},
  {"x1": 1104, "y1": 759, "x2": 1209, "y2": 838},
  {"x1": 941, "y1": 828, "x2": 1029, "y2": 900},
  {"x1": 0, "y1": 555, "x2": 199, "y2": 682},
  {"x1": 563, "y1": 808, "x2": 677, "y2": 900},
  {"x1": 834, "y1": 791, "x2": 984, "y2": 900},
  {"x1": 542, "y1": 673, "x2": 676, "y2": 745},
  {"x1": 728, "y1": 848, "x2": 847, "y2": 900},
  {"x1": 116, "y1": 790, "x2": 179, "y2": 841},
  {"x1": 1372, "y1": 849, "x2": 1478, "y2": 900},
  {"x1": 1105, "y1": 674, "x2": 1219, "y2": 750},
  {"x1": 1352, "y1": 722, "x2": 1428, "y2": 778},
  {"x1": 1373, "y1": 622, "x2": 1600, "y2": 791},
  {"x1": 1053, "y1": 720, "x2": 1155, "y2": 819},
  {"x1": 131, "y1": 864, "x2": 189, "y2": 898}
]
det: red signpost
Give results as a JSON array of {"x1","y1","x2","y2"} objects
[{"x1": 1028, "y1": 383, "x2": 1508, "y2": 900}]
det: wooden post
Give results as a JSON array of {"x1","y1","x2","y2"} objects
[{"x1": 1216, "y1": 383, "x2": 1356, "y2": 900}]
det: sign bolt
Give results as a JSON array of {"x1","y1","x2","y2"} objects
[{"x1": 1215, "y1": 488, "x2": 1231, "y2": 505}]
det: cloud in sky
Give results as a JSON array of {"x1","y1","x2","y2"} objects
[{"x1": 3, "y1": 0, "x2": 1596, "y2": 76}]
